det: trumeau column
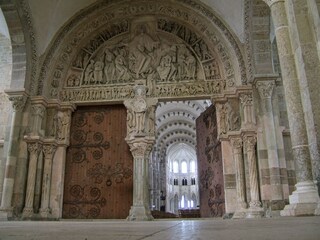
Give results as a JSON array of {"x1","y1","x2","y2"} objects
[
  {"x1": 39, "y1": 141, "x2": 57, "y2": 218},
  {"x1": 124, "y1": 85, "x2": 156, "y2": 221},
  {"x1": 0, "y1": 92, "x2": 28, "y2": 219},
  {"x1": 256, "y1": 80, "x2": 284, "y2": 209},
  {"x1": 230, "y1": 136, "x2": 247, "y2": 219},
  {"x1": 243, "y1": 135, "x2": 264, "y2": 218},
  {"x1": 270, "y1": 0, "x2": 320, "y2": 216},
  {"x1": 22, "y1": 140, "x2": 42, "y2": 218}
]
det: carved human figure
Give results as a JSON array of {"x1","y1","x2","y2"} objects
[
  {"x1": 226, "y1": 102, "x2": 239, "y2": 131},
  {"x1": 185, "y1": 54, "x2": 196, "y2": 80},
  {"x1": 130, "y1": 25, "x2": 159, "y2": 79},
  {"x1": 157, "y1": 55, "x2": 176, "y2": 81},
  {"x1": 84, "y1": 59, "x2": 95, "y2": 84},
  {"x1": 218, "y1": 104, "x2": 228, "y2": 134},
  {"x1": 114, "y1": 54, "x2": 131, "y2": 82},
  {"x1": 57, "y1": 112, "x2": 71, "y2": 141},
  {"x1": 103, "y1": 49, "x2": 116, "y2": 83},
  {"x1": 94, "y1": 60, "x2": 104, "y2": 84},
  {"x1": 124, "y1": 86, "x2": 148, "y2": 136}
]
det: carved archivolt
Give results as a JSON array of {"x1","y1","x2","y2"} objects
[{"x1": 37, "y1": 0, "x2": 246, "y2": 102}]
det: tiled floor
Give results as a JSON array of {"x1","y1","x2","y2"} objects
[{"x1": 0, "y1": 217, "x2": 319, "y2": 240}]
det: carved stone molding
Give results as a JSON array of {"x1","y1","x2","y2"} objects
[{"x1": 256, "y1": 81, "x2": 275, "y2": 99}]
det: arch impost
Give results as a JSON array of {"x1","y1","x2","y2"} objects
[
  {"x1": 266, "y1": 0, "x2": 285, "y2": 8},
  {"x1": 212, "y1": 85, "x2": 253, "y2": 103}
]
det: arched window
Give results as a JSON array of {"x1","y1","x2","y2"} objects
[
  {"x1": 180, "y1": 195, "x2": 185, "y2": 208},
  {"x1": 181, "y1": 161, "x2": 187, "y2": 173},
  {"x1": 173, "y1": 161, "x2": 179, "y2": 173},
  {"x1": 190, "y1": 161, "x2": 195, "y2": 172}
]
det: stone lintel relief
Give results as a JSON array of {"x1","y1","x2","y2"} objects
[{"x1": 57, "y1": 16, "x2": 234, "y2": 103}]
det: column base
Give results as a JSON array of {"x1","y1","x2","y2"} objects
[
  {"x1": 39, "y1": 208, "x2": 52, "y2": 219},
  {"x1": 22, "y1": 207, "x2": 34, "y2": 219},
  {"x1": 232, "y1": 209, "x2": 247, "y2": 219},
  {"x1": 280, "y1": 181, "x2": 319, "y2": 216},
  {"x1": 0, "y1": 207, "x2": 13, "y2": 221},
  {"x1": 315, "y1": 202, "x2": 320, "y2": 215},
  {"x1": 246, "y1": 207, "x2": 264, "y2": 218},
  {"x1": 127, "y1": 205, "x2": 154, "y2": 221}
]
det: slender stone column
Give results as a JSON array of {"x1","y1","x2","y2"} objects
[
  {"x1": 39, "y1": 142, "x2": 57, "y2": 218},
  {"x1": 22, "y1": 140, "x2": 42, "y2": 218},
  {"x1": 0, "y1": 93, "x2": 27, "y2": 218},
  {"x1": 269, "y1": 0, "x2": 319, "y2": 216},
  {"x1": 230, "y1": 136, "x2": 247, "y2": 218},
  {"x1": 126, "y1": 137, "x2": 154, "y2": 221},
  {"x1": 256, "y1": 80, "x2": 284, "y2": 209},
  {"x1": 243, "y1": 135, "x2": 264, "y2": 218}
]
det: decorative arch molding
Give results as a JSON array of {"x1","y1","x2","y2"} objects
[{"x1": 36, "y1": 0, "x2": 248, "y2": 103}]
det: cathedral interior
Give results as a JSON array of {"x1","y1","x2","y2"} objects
[{"x1": 0, "y1": 0, "x2": 320, "y2": 227}]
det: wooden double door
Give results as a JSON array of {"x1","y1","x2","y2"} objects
[
  {"x1": 196, "y1": 105, "x2": 225, "y2": 217},
  {"x1": 63, "y1": 105, "x2": 133, "y2": 219}
]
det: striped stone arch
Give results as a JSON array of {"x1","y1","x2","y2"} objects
[{"x1": 0, "y1": 0, "x2": 38, "y2": 95}]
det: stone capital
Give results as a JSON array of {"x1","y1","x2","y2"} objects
[
  {"x1": 243, "y1": 135, "x2": 257, "y2": 151},
  {"x1": 126, "y1": 137, "x2": 155, "y2": 159},
  {"x1": 256, "y1": 81, "x2": 275, "y2": 99},
  {"x1": 230, "y1": 136, "x2": 243, "y2": 150},
  {"x1": 26, "y1": 141, "x2": 43, "y2": 155},
  {"x1": 240, "y1": 93, "x2": 253, "y2": 106},
  {"x1": 31, "y1": 104, "x2": 46, "y2": 118},
  {"x1": 42, "y1": 143, "x2": 57, "y2": 158},
  {"x1": 8, "y1": 94, "x2": 28, "y2": 112}
]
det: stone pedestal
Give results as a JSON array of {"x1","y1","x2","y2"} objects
[{"x1": 281, "y1": 181, "x2": 320, "y2": 216}]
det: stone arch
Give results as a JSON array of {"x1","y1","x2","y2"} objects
[
  {"x1": 36, "y1": 0, "x2": 248, "y2": 102},
  {"x1": 0, "y1": 1, "x2": 38, "y2": 95}
]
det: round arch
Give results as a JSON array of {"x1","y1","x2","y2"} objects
[{"x1": 36, "y1": 0, "x2": 248, "y2": 102}]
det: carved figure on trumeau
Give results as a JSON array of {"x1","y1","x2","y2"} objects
[{"x1": 124, "y1": 86, "x2": 148, "y2": 137}]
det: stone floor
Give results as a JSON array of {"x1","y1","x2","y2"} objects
[{"x1": 0, "y1": 216, "x2": 319, "y2": 240}]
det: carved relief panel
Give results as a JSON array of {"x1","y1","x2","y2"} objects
[{"x1": 60, "y1": 16, "x2": 228, "y2": 102}]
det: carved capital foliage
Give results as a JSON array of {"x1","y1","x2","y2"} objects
[
  {"x1": 129, "y1": 141, "x2": 153, "y2": 159},
  {"x1": 27, "y1": 141, "x2": 42, "y2": 155},
  {"x1": 230, "y1": 137, "x2": 243, "y2": 150},
  {"x1": 256, "y1": 81, "x2": 275, "y2": 99},
  {"x1": 243, "y1": 135, "x2": 257, "y2": 151},
  {"x1": 31, "y1": 104, "x2": 46, "y2": 118},
  {"x1": 8, "y1": 95, "x2": 28, "y2": 112},
  {"x1": 240, "y1": 93, "x2": 253, "y2": 106},
  {"x1": 42, "y1": 144, "x2": 57, "y2": 158}
]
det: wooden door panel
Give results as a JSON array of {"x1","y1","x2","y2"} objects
[
  {"x1": 196, "y1": 105, "x2": 225, "y2": 217},
  {"x1": 63, "y1": 105, "x2": 133, "y2": 219}
]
